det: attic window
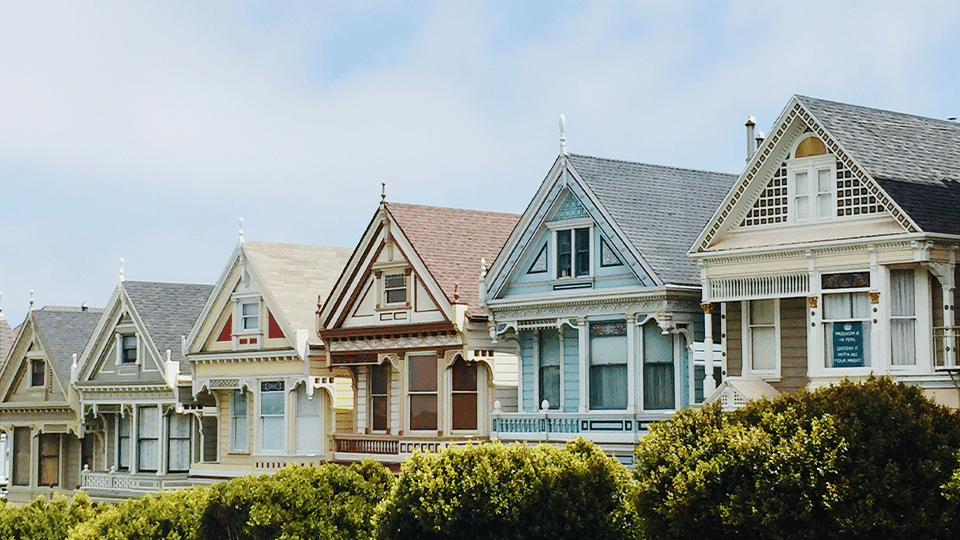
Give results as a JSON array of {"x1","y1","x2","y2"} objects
[
  {"x1": 384, "y1": 273, "x2": 407, "y2": 304},
  {"x1": 241, "y1": 302, "x2": 259, "y2": 332},
  {"x1": 31, "y1": 359, "x2": 45, "y2": 387},
  {"x1": 795, "y1": 136, "x2": 827, "y2": 158},
  {"x1": 121, "y1": 335, "x2": 138, "y2": 364}
]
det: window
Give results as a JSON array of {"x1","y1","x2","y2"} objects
[
  {"x1": 451, "y1": 359, "x2": 478, "y2": 430},
  {"x1": 370, "y1": 363, "x2": 390, "y2": 432},
  {"x1": 260, "y1": 381, "x2": 285, "y2": 453},
  {"x1": 824, "y1": 292, "x2": 871, "y2": 368},
  {"x1": 121, "y1": 335, "x2": 137, "y2": 364},
  {"x1": 138, "y1": 406, "x2": 160, "y2": 472},
  {"x1": 538, "y1": 329, "x2": 560, "y2": 410},
  {"x1": 231, "y1": 390, "x2": 248, "y2": 452},
  {"x1": 38, "y1": 433, "x2": 59, "y2": 487},
  {"x1": 296, "y1": 385, "x2": 322, "y2": 454},
  {"x1": 748, "y1": 299, "x2": 778, "y2": 372},
  {"x1": 589, "y1": 321, "x2": 627, "y2": 410},
  {"x1": 118, "y1": 414, "x2": 131, "y2": 470},
  {"x1": 31, "y1": 359, "x2": 44, "y2": 387},
  {"x1": 241, "y1": 302, "x2": 259, "y2": 332},
  {"x1": 408, "y1": 354, "x2": 437, "y2": 431},
  {"x1": 890, "y1": 269, "x2": 916, "y2": 367},
  {"x1": 12, "y1": 427, "x2": 29, "y2": 486},
  {"x1": 792, "y1": 157, "x2": 834, "y2": 222},
  {"x1": 168, "y1": 414, "x2": 191, "y2": 472},
  {"x1": 384, "y1": 273, "x2": 407, "y2": 304},
  {"x1": 643, "y1": 322, "x2": 675, "y2": 410},
  {"x1": 557, "y1": 228, "x2": 590, "y2": 278}
]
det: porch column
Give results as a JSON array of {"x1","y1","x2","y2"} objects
[
  {"x1": 943, "y1": 265, "x2": 956, "y2": 367},
  {"x1": 130, "y1": 407, "x2": 139, "y2": 474},
  {"x1": 626, "y1": 314, "x2": 636, "y2": 412},
  {"x1": 702, "y1": 303, "x2": 717, "y2": 395},
  {"x1": 577, "y1": 317, "x2": 587, "y2": 413},
  {"x1": 29, "y1": 427, "x2": 40, "y2": 489},
  {"x1": 157, "y1": 405, "x2": 167, "y2": 476}
]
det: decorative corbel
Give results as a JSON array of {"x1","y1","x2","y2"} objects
[
  {"x1": 377, "y1": 353, "x2": 402, "y2": 372},
  {"x1": 442, "y1": 349, "x2": 463, "y2": 370}
]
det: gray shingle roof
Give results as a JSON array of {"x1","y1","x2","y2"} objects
[
  {"x1": 123, "y1": 281, "x2": 213, "y2": 374},
  {"x1": 567, "y1": 154, "x2": 737, "y2": 286},
  {"x1": 32, "y1": 306, "x2": 103, "y2": 386},
  {"x1": 0, "y1": 318, "x2": 14, "y2": 363},
  {"x1": 797, "y1": 96, "x2": 960, "y2": 236}
]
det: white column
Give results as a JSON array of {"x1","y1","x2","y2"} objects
[
  {"x1": 557, "y1": 326, "x2": 565, "y2": 411},
  {"x1": 157, "y1": 406, "x2": 166, "y2": 475},
  {"x1": 130, "y1": 408, "x2": 139, "y2": 474},
  {"x1": 626, "y1": 314, "x2": 636, "y2": 411},
  {"x1": 702, "y1": 304, "x2": 716, "y2": 396},
  {"x1": 944, "y1": 265, "x2": 957, "y2": 367},
  {"x1": 578, "y1": 317, "x2": 587, "y2": 413}
]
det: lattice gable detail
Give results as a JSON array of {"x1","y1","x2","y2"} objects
[{"x1": 698, "y1": 101, "x2": 916, "y2": 250}]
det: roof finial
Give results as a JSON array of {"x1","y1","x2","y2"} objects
[
  {"x1": 119, "y1": 258, "x2": 125, "y2": 282},
  {"x1": 29, "y1": 290, "x2": 34, "y2": 311},
  {"x1": 381, "y1": 183, "x2": 386, "y2": 203},
  {"x1": 239, "y1": 217, "x2": 245, "y2": 243},
  {"x1": 559, "y1": 114, "x2": 567, "y2": 155},
  {"x1": 453, "y1": 282, "x2": 460, "y2": 302}
]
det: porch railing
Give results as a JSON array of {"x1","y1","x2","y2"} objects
[
  {"x1": 933, "y1": 326, "x2": 960, "y2": 368},
  {"x1": 491, "y1": 411, "x2": 671, "y2": 442}
]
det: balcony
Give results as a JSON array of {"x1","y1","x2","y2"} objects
[
  {"x1": 332, "y1": 434, "x2": 486, "y2": 464},
  {"x1": 934, "y1": 326, "x2": 960, "y2": 369},
  {"x1": 490, "y1": 410, "x2": 673, "y2": 446},
  {"x1": 79, "y1": 470, "x2": 193, "y2": 501}
]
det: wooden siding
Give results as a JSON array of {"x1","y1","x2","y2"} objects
[
  {"x1": 725, "y1": 301, "x2": 742, "y2": 377},
  {"x1": 773, "y1": 297, "x2": 808, "y2": 394}
]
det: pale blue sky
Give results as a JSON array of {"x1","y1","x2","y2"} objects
[{"x1": 2, "y1": 0, "x2": 960, "y2": 325}]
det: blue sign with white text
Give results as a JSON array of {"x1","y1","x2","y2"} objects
[{"x1": 832, "y1": 322, "x2": 864, "y2": 367}]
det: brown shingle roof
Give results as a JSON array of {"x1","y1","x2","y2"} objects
[{"x1": 386, "y1": 203, "x2": 519, "y2": 317}]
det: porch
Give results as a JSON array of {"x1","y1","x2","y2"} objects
[
  {"x1": 332, "y1": 434, "x2": 486, "y2": 465},
  {"x1": 79, "y1": 469, "x2": 197, "y2": 501}
]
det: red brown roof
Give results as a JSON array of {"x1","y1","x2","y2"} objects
[{"x1": 385, "y1": 202, "x2": 519, "y2": 317}]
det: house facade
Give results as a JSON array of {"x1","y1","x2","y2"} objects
[
  {"x1": 319, "y1": 201, "x2": 520, "y2": 466},
  {"x1": 691, "y1": 96, "x2": 960, "y2": 409},
  {"x1": 0, "y1": 305, "x2": 101, "y2": 503},
  {"x1": 482, "y1": 152, "x2": 737, "y2": 463},
  {"x1": 185, "y1": 240, "x2": 352, "y2": 479},
  {"x1": 73, "y1": 280, "x2": 213, "y2": 501}
]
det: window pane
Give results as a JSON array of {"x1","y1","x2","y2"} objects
[
  {"x1": 409, "y1": 394, "x2": 437, "y2": 430},
  {"x1": 590, "y1": 322, "x2": 627, "y2": 365},
  {"x1": 557, "y1": 230, "x2": 572, "y2": 277},
  {"x1": 232, "y1": 390, "x2": 248, "y2": 451},
  {"x1": 539, "y1": 365, "x2": 560, "y2": 409},
  {"x1": 575, "y1": 228, "x2": 590, "y2": 277},
  {"x1": 817, "y1": 168, "x2": 832, "y2": 192},
  {"x1": 13, "y1": 427, "x2": 29, "y2": 486},
  {"x1": 891, "y1": 269, "x2": 915, "y2": 316},
  {"x1": 452, "y1": 360, "x2": 477, "y2": 392},
  {"x1": 452, "y1": 393, "x2": 478, "y2": 430},
  {"x1": 384, "y1": 274, "x2": 406, "y2": 304},
  {"x1": 261, "y1": 417, "x2": 283, "y2": 451},
  {"x1": 408, "y1": 355, "x2": 437, "y2": 392},
  {"x1": 38, "y1": 434, "x2": 59, "y2": 486},
  {"x1": 823, "y1": 293, "x2": 851, "y2": 319},
  {"x1": 891, "y1": 319, "x2": 916, "y2": 366},
  {"x1": 138, "y1": 440, "x2": 158, "y2": 472},
  {"x1": 296, "y1": 386, "x2": 322, "y2": 453},
  {"x1": 32, "y1": 360, "x2": 44, "y2": 386},
  {"x1": 372, "y1": 396, "x2": 388, "y2": 431},
  {"x1": 751, "y1": 327, "x2": 776, "y2": 370},
  {"x1": 168, "y1": 440, "x2": 190, "y2": 472},
  {"x1": 796, "y1": 197, "x2": 809, "y2": 219},
  {"x1": 122, "y1": 335, "x2": 137, "y2": 363},
  {"x1": 817, "y1": 193, "x2": 832, "y2": 218},
  {"x1": 539, "y1": 328, "x2": 560, "y2": 367},
  {"x1": 642, "y1": 364, "x2": 674, "y2": 410},
  {"x1": 591, "y1": 364, "x2": 627, "y2": 410},
  {"x1": 261, "y1": 391, "x2": 284, "y2": 415},
  {"x1": 371, "y1": 363, "x2": 389, "y2": 395},
  {"x1": 795, "y1": 171, "x2": 808, "y2": 194},
  {"x1": 826, "y1": 321, "x2": 871, "y2": 367},
  {"x1": 750, "y1": 299, "x2": 775, "y2": 325},
  {"x1": 384, "y1": 274, "x2": 405, "y2": 288},
  {"x1": 139, "y1": 407, "x2": 160, "y2": 438},
  {"x1": 169, "y1": 414, "x2": 192, "y2": 438}
]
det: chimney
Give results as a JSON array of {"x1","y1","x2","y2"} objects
[
  {"x1": 745, "y1": 116, "x2": 756, "y2": 161},
  {"x1": 755, "y1": 131, "x2": 765, "y2": 153}
]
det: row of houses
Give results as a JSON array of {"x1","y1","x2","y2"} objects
[{"x1": 1, "y1": 94, "x2": 958, "y2": 502}]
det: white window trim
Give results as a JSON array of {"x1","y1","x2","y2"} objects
[
  {"x1": 788, "y1": 153, "x2": 835, "y2": 223},
  {"x1": 742, "y1": 298, "x2": 782, "y2": 379},
  {"x1": 814, "y1": 286, "x2": 875, "y2": 377},
  {"x1": 446, "y1": 359, "x2": 485, "y2": 435},
  {"x1": 887, "y1": 266, "x2": 930, "y2": 374},
  {"x1": 115, "y1": 332, "x2": 141, "y2": 366},
  {"x1": 547, "y1": 218, "x2": 594, "y2": 280},
  {"x1": 405, "y1": 352, "x2": 440, "y2": 434},
  {"x1": 230, "y1": 389, "x2": 249, "y2": 453},
  {"x1": 257, "y1": 380, "x2": 287, "y2": 455}
]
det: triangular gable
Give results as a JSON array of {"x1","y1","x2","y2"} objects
[
  {"x1": 0, "y1": 317, "x2": 65, "y2": 403},
  {"x1": 693, "y1": 96, "x2": 920, "y2": 254},
  {"x1": 486, "y1": 156, "x2": 659, "y2": 301},
  {"x1": 320, "y1": 204, "x2": 453, "y2": 330}
]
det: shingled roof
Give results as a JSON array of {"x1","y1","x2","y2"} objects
[
  {"x1": 32, "y1": 306, "x2": 103, "y2": 387},
  {"x1": 797, "y1": 96, "x2": 960, "y2": 236},
  {"x1": 123, "y1": 281, "x2": 213, "y2": 374},
  {"x1": 242, "y1": 241, "x2": 353, "y2": 333},
  {"x1": 567, "y1": 154, "x2": 737, "y2": 286},
  {"x1": 0, "y1": 317, "x2": 14, "y2": 363},
  {"x1": 386, "y1": 203, "x2": 520, "y2": 316}
]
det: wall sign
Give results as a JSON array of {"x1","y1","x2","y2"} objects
[{"x1": 832, "y1": 322, "x2": 864, "y2": 367}]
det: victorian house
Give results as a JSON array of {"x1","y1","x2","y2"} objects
[
  {"x1": 691, "y1": 96, "x2": 960, "y2": 409},
  {"x1": 482, "y1": 143, "x2": 736, "y2": 464},
  {"x1": 318, "y1": 201, "x2": 520, "y2": 466},
  {"x1": 73, "y1": 280, "x2": 212, "y2": 501},
  {"x1": 184, "y1": 239, "x2": 351, "y2": 479},
  {"x1": 0, "y1": 304, "x2": 101, "y2": 502}
]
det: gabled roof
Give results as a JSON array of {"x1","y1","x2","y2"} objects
[
  {"x1": 242, "y1": 241, "x2": 353, "y2": 332},
  {"x1": 31, "y1": 306, "x2": 103, "y2": 387},
  {"x1": 122, "y1": 281, "x2": 213, "y2": 369},
  {"x1": 567, "y1": 154, "x2": 737, "y2": 286},
  {"x1": 0, "y1": 317, "x2": 15, "y2": 364},
  {"x1": 386, "y1": 203, "x2": 520, "y2": 315},
  {"x1": 796, "y1": 96, "x2": 960, "y2": 236}
]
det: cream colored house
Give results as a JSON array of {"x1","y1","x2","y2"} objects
[
  {"x1": 0, "y1": 305, "x2": 101, "y2": 503},
  {"x1": 691, "y1": 96, "x2": 960, "y2": 408},
  {"x1": 74, "y1": 280, "x2": 212, "y2": 501},
  {"x1": 319, "y1": 201, "x2": 520, "y2": 466},
  {"x1": 185, "y1": 240, "x2": 351, "y2": 479}
]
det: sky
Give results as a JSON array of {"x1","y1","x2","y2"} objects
[{"x1": 2, "y1": 0, "x2": 960, "y2": 326}]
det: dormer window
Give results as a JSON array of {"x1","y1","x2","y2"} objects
[
  {"x1": 241, "y1": 302, "x2": 259, "y2": 333},
  {"x1": 383, "y1": 273, "x2": 407, "y2": 305},
  {"x1": 121, "y1": 335, "x2": 138, "y2": 364},
  {"x1": 31, "y1": 359, "x2": 45, "y2": 387},
  {"x1": 557, "y1": 227, "x2": 590, "y2": 278}
]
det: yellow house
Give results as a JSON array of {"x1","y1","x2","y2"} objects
[{"x1": 185, "y1": 239, "x2": 351, "y2": 479}]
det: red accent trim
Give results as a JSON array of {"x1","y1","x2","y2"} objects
[
  {"x1": 268, "y1": 311, "x2": 284, "y2": 339},
  {"x1": 217, "y1": 316, "x2": 232, "y2": 342}
]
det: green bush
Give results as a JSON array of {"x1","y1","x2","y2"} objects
[
  {"x1": 199, "y1": 459, "x2": 393, "y2": 540},
  {"x1": 376, "y1": 438, "x2": 640, "y2": 540},
  {"x1": 0, "y1": 491, "x2": 99, "y2": 540},
  {"x1": 634, "y1": 376, "x2": 960, "y2": 540},
  {"x1": 69, "y1": 486, "x2": 209, "y2": 540}
]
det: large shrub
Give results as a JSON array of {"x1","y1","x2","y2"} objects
[
  {"x1": 0, "y1": 492, "x2": 99, "y2": 540},
  {"x1": 69, "y1": 486, "x2": 209, "y2": 540},
  {"x1": 199, "y1": 459, "x2": 393, "y2": 540},
  {"x1": 634, "y1": 376, "x2": 960, "y2": 540},
  {"x1": 376, "y1": 438, "x2": 640, "y2": 540}
]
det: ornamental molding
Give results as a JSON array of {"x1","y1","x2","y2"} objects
[
  {"x1": 698, "y1": 238, "x2": 918, "y2": 267},
  {"x1": 187, "y1": 349, "x2": 301, "y2": 364},
  {"x1": 489, "y1": 297, "x2": 699, "y2": 322},
  {"x1": 328, "y1": 333, "x2": 463, "y2": 352}
]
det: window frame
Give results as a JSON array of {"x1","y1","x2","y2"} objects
[
  {"x1": 119, "y1": 334, "x2": 139, "y2": 365},
  {"x1": 889, "y1": 267, "x2": 924, "y2": 372},
  {"x1": 369, "y1": 363, "x2": 390, "y2": 433},
  {"x1": 117, "y1": 414, "x2": 131, "y2": 471},
  {"x1": 38, "y1": 433, "x2": 60, "y2": 487},
  {"x1": 167, "y1": 413, "x2": 192, "y2": 473},
  {"x1": 789, "y1": 153, "x2": 836, "y2": 223},
  {"x1": 588, "y1": 320, "x2": 628, "y2": 411},
  {"x1": 450, "y1": 358, "x2": 479, "y2": 431},
  {"x1": 407, "y1": 353, "x2": 438, "y2": 432},
  {"x1": 240, "y1": 302, "x2": 260, "y2": 334},
  {"x1": 137, "y1": 406, "x2": 160, "y2": 473},
  {"x1": 821, "y1": 288, "x2": 873, "y2": 372},
  {"x1": 537, "y1": 328, "x2": 561, "y2": 410},
  {"x1": 31, "y1": 358, "x2": 45, "y2": 387},
  {"x1": 382, "y1": 272, "x2": 408, "y2": 306},
  {"x1": 259, "y1": 381, "x2": 286, "y2": 454},
  {"x1": 548, "y1": 219, "x2": 593, "y2": 280},
  {"x1": 743, "y1": 298, "x2": 782, "y2": 378},
  {"x1": 295, "y1": 383, "x2": 322, "y2": 455},
  {"x1": 230, "y1": 389, "x2": 249, "y2": 453}
]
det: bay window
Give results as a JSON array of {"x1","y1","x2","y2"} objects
[
  {"x1": 589, "y1": 321, "x2": 627, "y2": 410},
  {"x1": 451, "y1": 358, "x2": 478, "y2": 431},
  {"x1": 167, "y1": 414, "x2": 191, "y2": 472},
  {"x1": 296, "y1": 385, "x2": 322, "y2": 454},
  {"x1": 538, "y1": 328, "x2": 560, "y2": 410},
  {"x1": 890, "y1": 269, "x2": 916, "y2": 367},
  {"x1": 642, "y1": 322, "x2": 675, "y2": 410},
  {"x1": 138, "y1": 406, "x2": 160, "y2": 472},
  {"x1": 824, "y1": 291, "x2": 871, "y2": 368},
  {"x1": 370, "y1": 363, "x2": 390, "y2": 432},
  {"x1": 260, "y1": 381, "x2": 285, "y2": 453},
  {"x1": 231, "y1": 389, "x2": 248, "y2": 452},
  {"x1": 408, "y1": 354, "x2": 437, "y2": 431}
]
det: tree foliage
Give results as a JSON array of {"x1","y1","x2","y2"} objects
[
  {"x1": 70, "y1": 486, "x2": 209, "y2": 540},
  {"x1": 376, "y1": 438, "x2": 640, "y2": 540},
  {"x1": 634, "y1": 376, "x2": 960, "y2": 540},
  {"x1": 0, "y1": 492, "x2": 99, "y2": 540}
]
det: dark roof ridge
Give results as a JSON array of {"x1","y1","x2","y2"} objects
[{"x1": 567, "y1": 153, "x2": 737, "y2": 176}]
